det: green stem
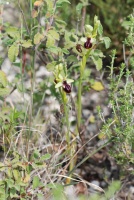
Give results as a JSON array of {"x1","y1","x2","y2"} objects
[
  {"x1": 77, "y1": 55, "x2": 87, "y2": 131},
  {"x1": 60, "y1": 89, "x2": 76, "y2": 183},
  {"x1": 20, "y1": 14, "x2": 25, "y2": 99},
  {"x1": 77, "y1": 77, "x2": 82, "y2": 130},
  {"x1": 29, "y1": 0, "x2": 33, "y2": 37},
  {"x1": 64, "y1": 102, "x2": 70, "y2": 144},
  {"x1": 25, "y1": 0, "x2": 35, "y2": 158},
  {"x1": 26, "y1": 50, "x2": 35, "y2": 158},
  {"x1": 60, "y1": 88, "x2": 70, "y2": 144},
  {"x1": 110, "y1": 50, "x2": 116, "y2": 79}
]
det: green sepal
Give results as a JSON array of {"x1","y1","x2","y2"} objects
[{"x1": 92, "y1": 16, "x2": 100, "y2": 38}]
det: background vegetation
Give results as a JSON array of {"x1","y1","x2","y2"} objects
[{"x1": 0, "y1": 0, "x2": 134, "y2": 199}]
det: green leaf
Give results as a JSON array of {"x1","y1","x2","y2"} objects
[
  {"x1": 46, "y1": 183, "x2": 57, "y2": 189},
  {"x1": 98, "y1": 23, "x2": 103, "y2": 36},
  {"x1": 17, "y1": 181, "x2": 27, "y2": 187},
  {"x1": 32, "y1": 162, "x2": 46, "y2": 169},
  {"x1": 0, "y1": 88, "x2": 10, "y2": 96},
  {"x1": 10, "y1": 188, "x2": 19, "y2": 198},
  {"x1": 8, "y1": 44, "x2": 19, "y2": 62},
  {"x1": 5, "y1": 179, "x2": 14, "y2": 188},
  {"x1": 85, "y1": 25, "x2": 93, "y2": 35},
  {"x1": 46, "y1": 61, "x2": 57, "y2": 71},
  {"x1": 92, "y1": 15, "x2": 100, "y2": 38},
  {"x1": 47, "y1": 46, "x2": 61, "y2": 54},
  {"x1": 92, "y1": 49, "x2": 105, "y2": 58},
  {"x1": 103, "y1": 37, "x2": 111, "y2": 49},
  {"x1": 40, "y1": 153, "x2": 51, "y2": 160},
  {"x1": 33, "y1": 176, "x2": 40, "y2": 189},
  {"x1": 6, "y1": 27, "x2": 20, "y2": 39},
  {"x1": 62, "y1": 48, "x2": 69, "y2": 54},
  {"x1": 22, "y1": 40, "x2": 33, "y2": 48},
  {"x1": 55, "y1": 19, "x2": 67, "y2": 27},
  {"x1": 92, "y1": 56, "x2": 102, "y2": 71},
  {"x1": 105, "y1": 181, "x2": 121, "y2": 199},
  {"x1": 0, "y1": 180, "x2": 4, "y2": 186},
  {"x1": 76, "y1": 3, "x2": 83, "y2": 15},
  {"x1": 46, "y1": 37, "x2": 55, "y2": 47},
  {"x1": 33, "y1": 149, "x2": 40, "y2": 159},
  {"x1": 0, "y1": 187, "x2": 5, "y2": 194},
  {"x1": 45, "y1": 0, "x2": 53, "y2": 12},
  {"x1": 122, "y1": 21, "x2": 132, "y2": 27},
  {"x1": 0, "y1": 186, "x2": 6, "y2": 200},
  {"x1": 83, "y1": 68, "x2": 91, "y2": 79},
  {"x1": 56, "y1": 0, "x2": 70, "y2": 7},
  {"x1": 52, "y1": 184, "x2": 65, "y2": 200},
  {"x1": 91, "y1": 81, "x2": 104, "y2": 91},
  {"x1": 48, "y1": 29, "x2": 59, "y2": 40},
  {"x1": 34, "y1": 33, "x2": 44, "y2": 45},
  {"x1": 13, "y1": 169, "x2": 21, "y2": 182},
  {"x1": 67, "y1": 55, "x2": 78, "y2": 62},
  {"x1": 64, "y1": 41, "x2": 76, "y2": 49},
  {"x1": 0, "y1": 70, "x2": 8, "y2": 87},
  {"x1": 13, "y1": 184, "x2": 20, "y2": 192}
]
